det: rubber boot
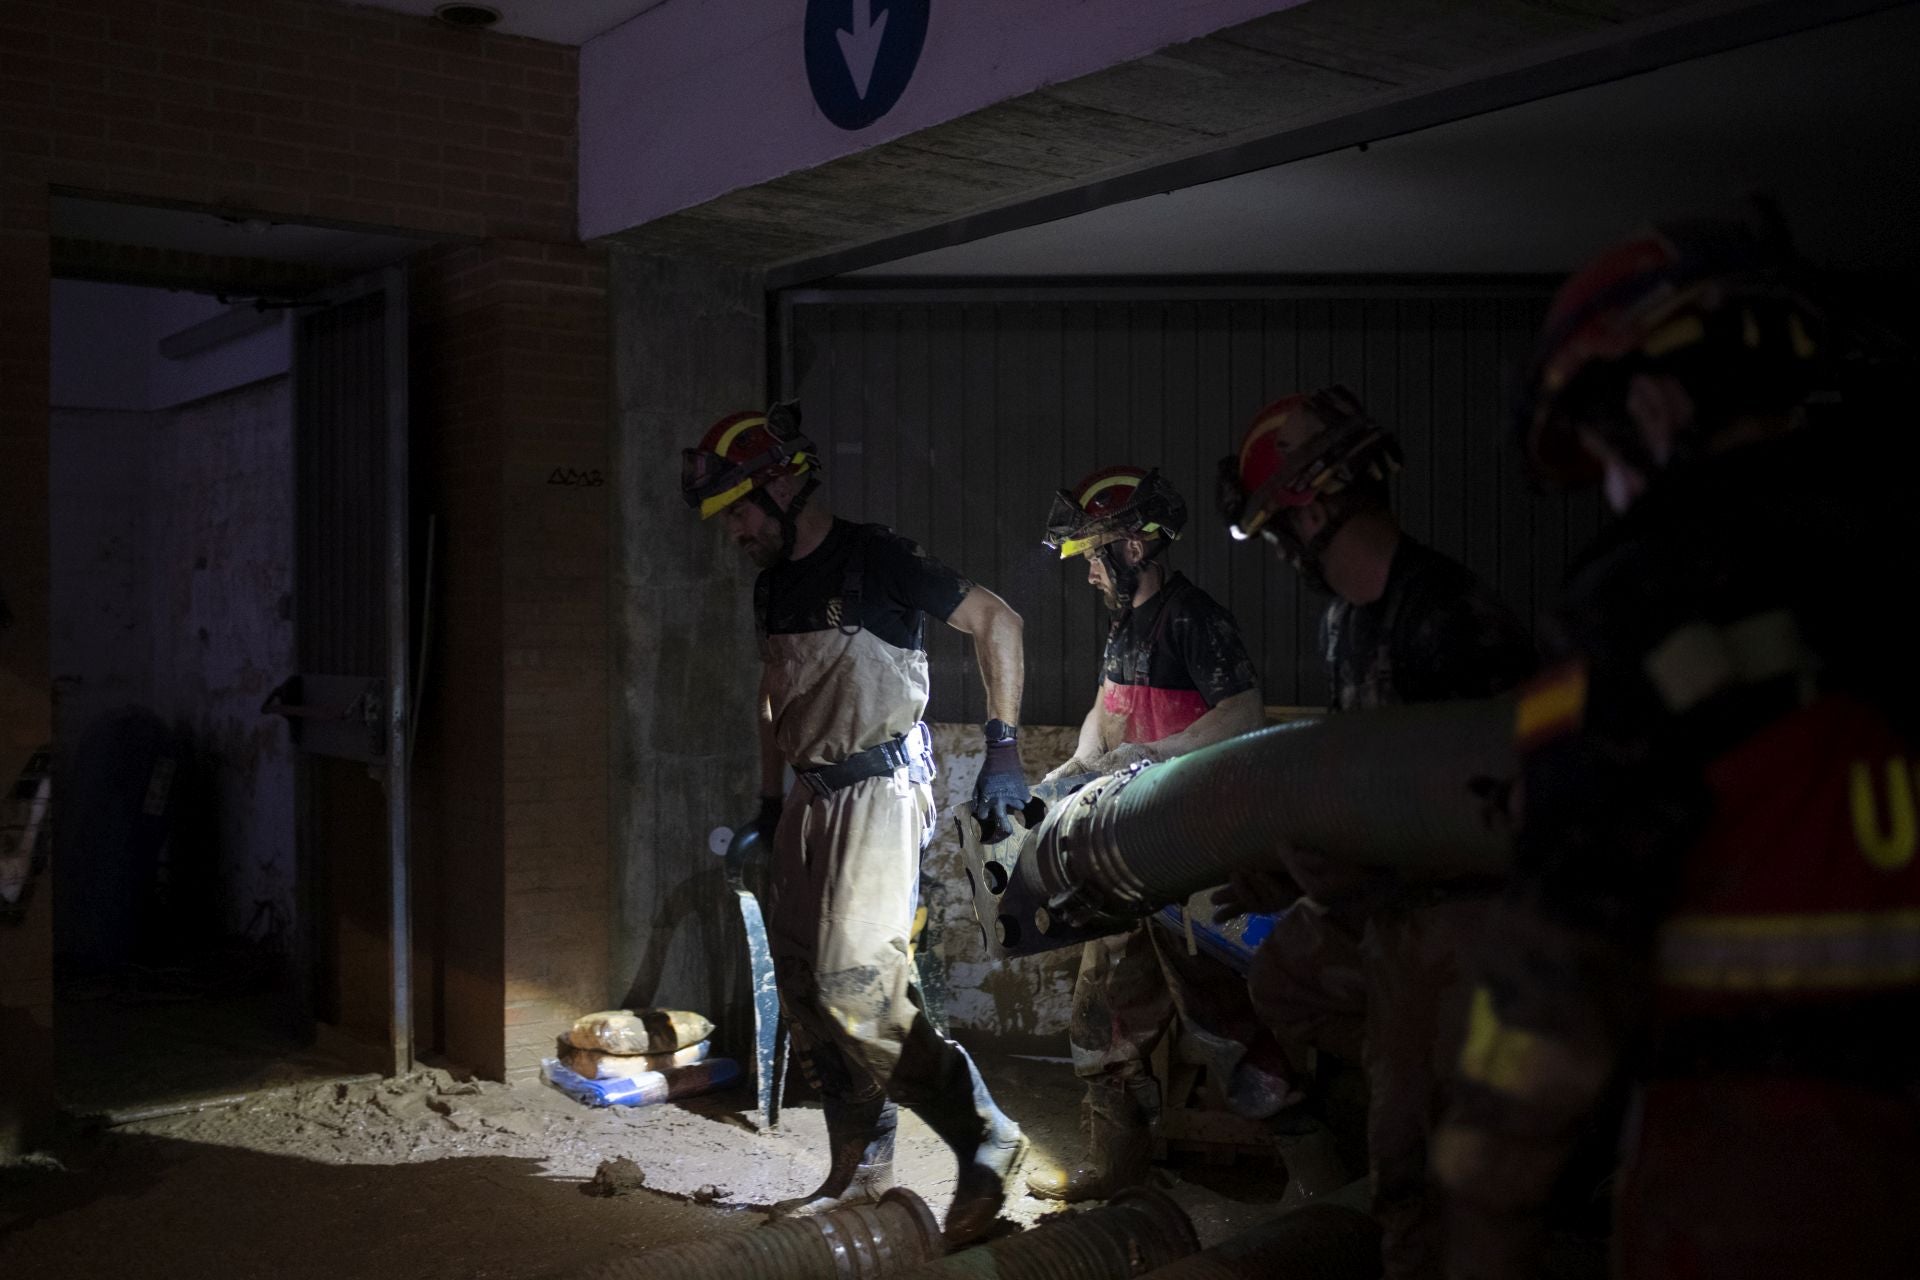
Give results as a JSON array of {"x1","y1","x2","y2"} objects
[
  {"x1": 1025, "y1": 1075, "x2": 1153, "y2": 1202},
  {"x1": 770, "y1": 1092, "x2": 897, "y2": 1218},
  {"x1": 904, "y1": 1044, "x2": 1028, "y2": 1247}
]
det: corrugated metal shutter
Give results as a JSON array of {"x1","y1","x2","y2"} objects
[{"x1": 786, "y1": 290, "x2": 1602, "y2": 726}]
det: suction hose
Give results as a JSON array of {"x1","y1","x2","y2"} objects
[{"x1": 967, "y1": 698, "x2": 1515, "y2": 959}]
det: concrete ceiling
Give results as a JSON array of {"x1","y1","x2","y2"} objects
[
  {"x1": 850, "y1": 4, "x2": 1920, "y2": 279},
  {"x1": 336, "y1": 0, "x2": 667, "y2": 46}
]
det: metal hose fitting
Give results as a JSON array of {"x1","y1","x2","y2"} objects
[
  {"x1": 575, "y1": 1187, "x2": 943, "y2": 1279},
  {"x1": 963, "y1": 698, "x2": 1516, "y2": 960}
]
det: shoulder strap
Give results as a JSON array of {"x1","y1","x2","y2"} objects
[{"x1": 1144, "y1": 575, "x2": 1194, "y2": 657}]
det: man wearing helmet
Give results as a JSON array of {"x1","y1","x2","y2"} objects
[
  {"x1": 1434, "y1": 220, "x2": 1920, "y2": 1279},
  {"x1": 683, "y1": 403, "x2": 1032, "y2": 1246},
  {"x1": 1024, "y1": 466, "x2": 1280, "y2": 1203},
  {"x1": 1216, "y1": 388, "x2": 1534, "y2": 1278}
]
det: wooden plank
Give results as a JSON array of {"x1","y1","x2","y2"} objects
[{"x1": 864, "y1": 307, "x2": 902, "y2": 532}]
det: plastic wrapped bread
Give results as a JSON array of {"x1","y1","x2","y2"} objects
[
  {"x1": 557, "y1": 1039, "x2": 711, "y2": 1080},
  {"x1": 563, "y1": 1008, "x2": 713, "y2": 1055}
]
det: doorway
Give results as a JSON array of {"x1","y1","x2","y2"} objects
[{"x1": 46, "y1": 198, "x2": 427, "y2": 1117}]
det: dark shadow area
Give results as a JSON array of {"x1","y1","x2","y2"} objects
[
  {"x1": 53, "y1": 981, "x2": 361, "y2": 1119},
  {"x1": 0, "y1": 1130, "x2": 748, "y2": 1280}
]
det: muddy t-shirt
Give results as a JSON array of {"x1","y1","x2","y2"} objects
[
  {"x1": 1100, "y1": 573, "x2": 1257, "y2": 744},
  {"x1": 756, "y1": 520, "x2": 971, "y2": 769}
]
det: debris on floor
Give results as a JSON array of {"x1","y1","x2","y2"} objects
[
  {"x1": 0, "y1": 1053, "x2": 1294, "y2": 1280},
  {"x1": 582, "y1": 1156, "x2": 648, "y2": 1197}
]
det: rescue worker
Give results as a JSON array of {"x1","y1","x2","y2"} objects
[
  {"x1": 1434, "y1": 221, "x2": 1920, "y2": 1278},
  {"x1": 682, "y1": 403, "x2": 1032, "y2": 1246},
  {"x1": 1215, "y1": 387, "x2": 1535, "y2": 1277},
  {"x1": 1022, "y1": 466, "x2": 1283, "y2": 1202}
]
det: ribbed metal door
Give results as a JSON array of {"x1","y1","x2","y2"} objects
[
  {"x1": 783, "y1": 287, "x2": 1600, "y2": 727},
  {"x1": 283, "y1": 266, "x2": 412, "y2": 1075}
]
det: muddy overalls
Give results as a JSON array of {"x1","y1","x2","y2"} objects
[{"x1": 758, "y1": 519, "x2": 1012, "y2": 1164}]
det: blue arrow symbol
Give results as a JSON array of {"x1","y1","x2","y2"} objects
[{"x1": 836, "y1": 0, "x2": 890, "y2": 100}]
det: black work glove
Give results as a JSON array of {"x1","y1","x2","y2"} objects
[
  {"x1": 970, "y1": 719, "x2": 1030, "y2": 845},
  {"x1": 753, "y1": 793, "x2": 783, "y2": 844}
]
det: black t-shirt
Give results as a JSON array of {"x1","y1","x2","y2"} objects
[
  {"x1": 755, "y1": 518, "x2": 972, "y2": 652},
  {"x1": 1322, "y1": 537, "x2": 1535, "y2": 712},
  {"x1": 1100, "y1": 572, "x2": 1257, "y2": 706}
]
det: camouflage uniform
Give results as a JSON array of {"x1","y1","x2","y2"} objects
[
  {"x1": 1249, "y1": 534, "x2": 1534, "y2": 1278},
  {"x1": 1436, "y1": 434, "x2": 1920, "y2": 1279}
]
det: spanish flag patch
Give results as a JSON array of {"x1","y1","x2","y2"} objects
[{"x1": 1515, "y1": 661, "x2": 1587, "y2": 749}]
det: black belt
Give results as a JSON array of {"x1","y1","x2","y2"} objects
[{"x1": 797, "y1": 725, "x2": 933, "y2": 797}]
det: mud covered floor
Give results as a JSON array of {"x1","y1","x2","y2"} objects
[{"x1": 1, "y1": 1051, "x2": 1302, "y2": 1279}]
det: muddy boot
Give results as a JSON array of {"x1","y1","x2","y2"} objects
[
  {"x1": 905, "y1": 1046, "x2": 1028, "y2": 1247},
  {"x1": 1025, "y1": 1076, "x2": 1153, "y2": 1202},
  {"x1": 770, "y1": 1091, "x2": 896, "y2": 1217}
]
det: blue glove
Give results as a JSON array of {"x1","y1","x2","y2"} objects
[{"x1": 970, "y1": 720, "x2": 1030, "y2": 844}]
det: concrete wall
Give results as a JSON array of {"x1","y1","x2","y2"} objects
[
  {"x1": 608, "y1": 251, "x2": 765, "y2": 1062},
  {"x1": 580, "y1": 0, "x2": 1309, "y2": 237},
  {"x1": 49, "y1": 378, "x2": 296, "y2": 952},
  {"x1": 148, "y1": 379, "x2": 296, "y2": 943}
]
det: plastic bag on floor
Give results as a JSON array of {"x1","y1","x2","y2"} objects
[
  {"x1": 557, "y1": 1039, "x2": 711, "y2": 1081},
  {"x1": 542, "y1": 1056, "x2": 740, "y2": 1108},
  {"x1": 564, "y1": 1008, "x2": 714, "y2": 1055}
]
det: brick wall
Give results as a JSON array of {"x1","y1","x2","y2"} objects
[
  {"x1": 3, "y1": 0, "x2": 576, "y2": 241},
  {"x1": 412, "y1": 241, "x2": 611, "y2": 1081},
  {"x1": 1, "y1": 0, "x2": 610, "y2": 1115}
]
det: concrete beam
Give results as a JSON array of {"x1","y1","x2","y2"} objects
[{"x1": 598, "y1": 0, "x2": 1898, "y2": 282}]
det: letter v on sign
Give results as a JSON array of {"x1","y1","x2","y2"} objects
[{"x1": 804, "y1": 0, "x2": 931, "y2": 132}]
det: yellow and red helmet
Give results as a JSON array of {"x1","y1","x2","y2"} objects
[
  {"x1": 1218, "y1": 387, "x2": 1400, "y2": 541},
  {"x1": 681, "y1": 404, "x2": 818, "y2": 519},
  {"x1": 1516, "y1": 218, "x2": 1823, "y2": 487},
  {"x1": 1043, "y1": 466, "x2": 1186, "y2": 560}
]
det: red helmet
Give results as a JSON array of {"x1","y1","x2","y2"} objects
[
  {"x1": 1043, "y1": 466, "x2": 1186, "y2": 560},
  {"x1": 1517, "y1": 218, "x2": 1823, "y2": 487},
  {"x1": 1217, "y1": 386, "x2": 1400, "y2": 542},
  {"x1": 681, "y1": 403, "x2": 818, "y2": 519}
]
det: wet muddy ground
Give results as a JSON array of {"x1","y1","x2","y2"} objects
[{"x1": 1, "y1": 1051, "x2": 1299, "y2": 1279}]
